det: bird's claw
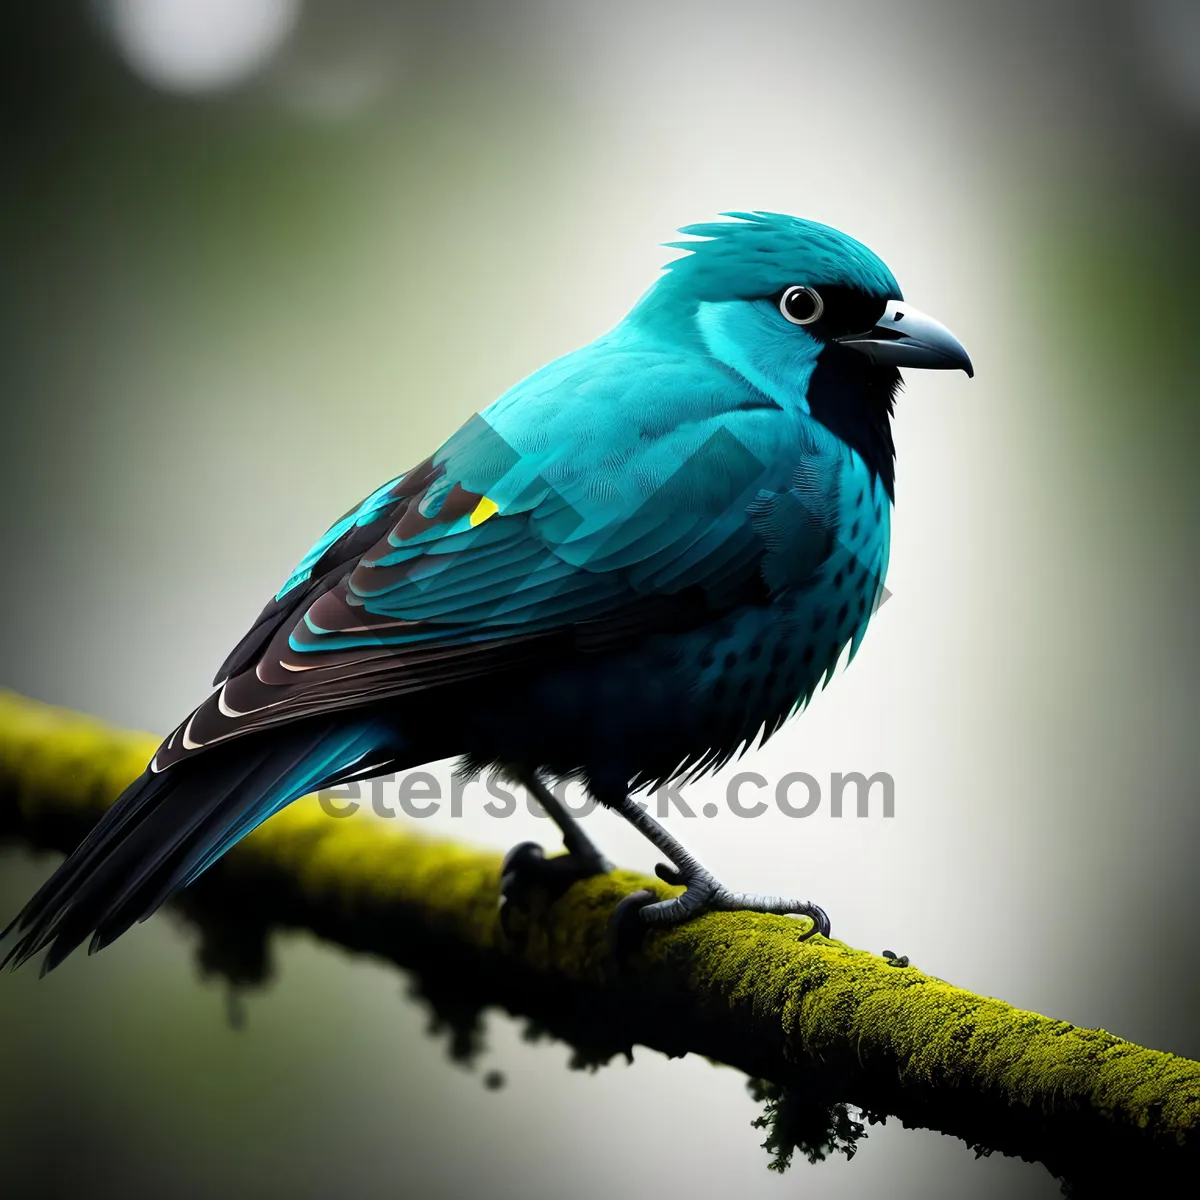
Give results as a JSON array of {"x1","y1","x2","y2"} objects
[
  {"x1": 796, "y1": 904, "x2": 832, "y2": 940},
  {"x1": 498, "y1": 841, "x2": 541, "y2": 942},
  {"x1": 654, "y1": 862, "x2": 685, "y2": 886},
  {"x1": 498, "y1": 840, "x2": 610, "y2": 942},
  {"x1": 608, "y1": 888, "x2": 656, "y2": 968}
]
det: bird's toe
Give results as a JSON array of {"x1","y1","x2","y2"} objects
[
  {"x1": 500, "y1": 840, "x2": 546, "y2": 889},
  {"x1": 654, "y1": 862, "x2": 686, "y2": 886},
  {"x1": 608, "y1": 888, "x2": 656, "y2": 968}
]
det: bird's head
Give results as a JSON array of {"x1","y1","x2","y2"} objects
[{"x1": 631, "y1": 212, "x2": 972, "y2": 495}]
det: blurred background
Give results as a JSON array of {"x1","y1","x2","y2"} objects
[{"x1": 1, "y1": 1, "x2": 1197, "y2": 1197}]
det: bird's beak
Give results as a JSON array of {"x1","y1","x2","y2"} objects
[{"x1": 836, "y1": 299, "x2": 973, "y2": 377}]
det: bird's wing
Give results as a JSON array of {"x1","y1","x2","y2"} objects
[{"x1": 158, "y1": 344, "x2": 846, "y2": 769}]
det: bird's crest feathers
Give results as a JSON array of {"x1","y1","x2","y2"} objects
[{"x1": 658, "y1": 210, "x2": 901, "y2": 302}]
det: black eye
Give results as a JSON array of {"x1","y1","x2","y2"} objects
[{"x1": 779, "y1": 285, "x2": 824, "y2": 326}]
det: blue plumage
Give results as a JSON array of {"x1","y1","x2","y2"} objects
[{"x1": 4, "y1": 212, "x2": 972, "y2": 969}]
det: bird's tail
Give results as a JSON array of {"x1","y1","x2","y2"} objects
[{"x1": 2, "y1": 716, "x2": 396, "y2": 974}]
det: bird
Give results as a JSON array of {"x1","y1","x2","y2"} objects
[{"x1": 2, "y1": 211, "x2": 972, "y2": 973}]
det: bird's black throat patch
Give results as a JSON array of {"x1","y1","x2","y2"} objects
[{"x1": 806, "y1": 345, "x2": 899, "y2": 499}]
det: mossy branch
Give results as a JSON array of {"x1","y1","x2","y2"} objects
[{"x1": 2, "y1": 689, "x2": 1198, "y2": 1192}]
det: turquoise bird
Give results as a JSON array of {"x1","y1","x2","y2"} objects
[{"x1": 4, "y1": 212, "x2": 971, "y2": 971}]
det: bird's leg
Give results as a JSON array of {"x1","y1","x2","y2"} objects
[
  {"x1": 524, "y1": 775, "x2": 612, "y2": 872},
  {"x1": 498, "y1": 774, "x2": 612, "y2": 934},
  {"x1": 608, "y1": 795, "x2": 830, "y2": 936}
]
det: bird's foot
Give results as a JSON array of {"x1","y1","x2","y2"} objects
[
  {"x1": 498, "y1": 841, "x2": 612, "y2": 940},
  {"x1": 609, "y1": 861, "x2": 830, "y2": 959}
]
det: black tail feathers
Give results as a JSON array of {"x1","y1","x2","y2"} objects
[{"x1": 2, "y1": 718, "x2": 392, "y2": 974}]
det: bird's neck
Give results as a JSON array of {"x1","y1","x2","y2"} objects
[{"x1": 805, "y1": 345, "x2": 900, "y2": 500}]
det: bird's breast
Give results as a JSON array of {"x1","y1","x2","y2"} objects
[{"x1": 676, "y1": 456, "x2": 891, "y2": 747}]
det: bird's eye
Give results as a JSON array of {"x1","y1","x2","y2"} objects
[{"x1": 779, "y1": 285, "x2": 824, "y2": 326}]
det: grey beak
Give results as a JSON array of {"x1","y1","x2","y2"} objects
[{"x1": 836, "y1": 299, "x2": 974, "y2": 377}]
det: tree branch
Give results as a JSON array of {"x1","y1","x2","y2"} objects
[{"x1": 1, "y1": 689, "x2": 1197, "y2": 1192}]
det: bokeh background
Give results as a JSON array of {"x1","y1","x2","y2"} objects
[{"x1": 1, "y1": 1, "x2": 1198, "y2": 1197}]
